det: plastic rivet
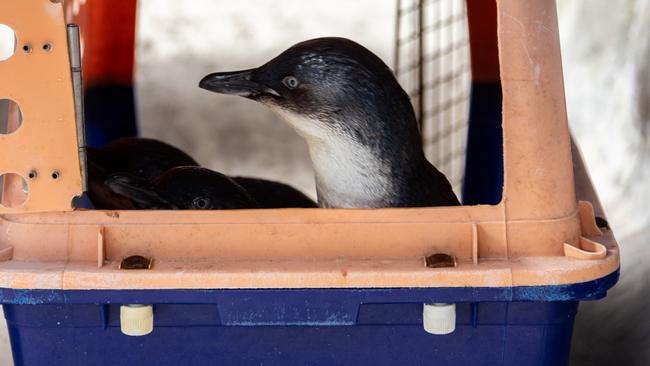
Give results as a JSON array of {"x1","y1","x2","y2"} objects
[
  {"x1": 423, "y1": 303, "x2": 456, "y2": 335},
  {"x1": 120, "y1": 304, "x2": 153, "y2": 336}
]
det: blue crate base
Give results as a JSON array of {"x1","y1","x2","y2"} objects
[
  {"x1": 1, "y1": 270, "x2": 619, "y2": 366},
  {"x1": 5, "y1": 302, "x2": 575, "y2": 366}
]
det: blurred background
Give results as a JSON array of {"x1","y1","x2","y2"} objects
[
  {"x1": 559, "y1": 1, "x2": 650, "y2": 365},
  {"x1": 1, "y1": 1, "x2": 649, "y2": 365}
]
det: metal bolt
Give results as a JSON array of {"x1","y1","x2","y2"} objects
[
  {"x1": 120, "y1": 255, "x2": 153, "y2": 270},
  {"x1": 425, "y1": 253, "x2": 457, "y2": 268}
]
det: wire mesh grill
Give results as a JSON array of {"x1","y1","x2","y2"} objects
[{"x1": 394, "y1": 0, "x2": 471, "y2": 197}]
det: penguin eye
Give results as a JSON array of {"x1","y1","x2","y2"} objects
[
  {"x1": 282, "y1": 76, "x2": 299, "y2": 89},
  {"x1": 192, "y1": 197, "x2": 211, "y2": 209}
]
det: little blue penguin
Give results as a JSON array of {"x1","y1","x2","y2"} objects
[
  {"x1": 199, "y1": 37, "x2": 460, "y2": 208},
  {"x1": 106, "y1": 166, "x2": 259, "y2": 210},
  {"x1": 88, "y1": 137, "x2": 317, "y2": 209},
  {"x1": 87, "y1": 137, "x2": 200, "y2": 180},
  {"x1": 86, "y1": 137, "x2": 200, "y2": 209},
  {"x1": 232, "y1": 176, "x2": 316, "y2": 208}
]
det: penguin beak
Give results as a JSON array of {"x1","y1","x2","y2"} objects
[
  {"x1": 105, "y1": 174, "x2": 177, "y2": 209},
  {"x1": 199, "y1": 69, "x2": 280, "y2": 98}
]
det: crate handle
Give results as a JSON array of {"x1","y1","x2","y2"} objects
[{"x1": 563, "y1": 237, "x2": 607, "y2": 260}]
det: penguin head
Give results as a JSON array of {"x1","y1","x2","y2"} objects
[
  {"x1": 106, "y1": 167, "x2": 258, "y2": 210},
  {"x1": 200, "y1": 37, "x2": 421, "y2": 148},
  {"x1": 88, "y1": 137, "x2": 199, "y2": 180}
]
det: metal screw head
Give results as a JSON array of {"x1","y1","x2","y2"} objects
[
  {"x1": 120, "y1": 255, "x2": 153, "y2": 270},
  {"x1": 425, "y1": 253, "x2": 457, "y2": 268}
]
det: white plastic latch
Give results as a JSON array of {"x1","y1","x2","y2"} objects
[
  {"x1": 120, "y1": 304, "x2": 154, "y2": 336},
  {"x1": 423, "y1": 303, "x2": 456, "y2": 335}
]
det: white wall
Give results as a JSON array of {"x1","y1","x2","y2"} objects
[
  {"x1": 559, "y1": 1, "x2": 650, "y2": 365},
  {"x1": 0, "y1": 24, "x2": 15, "y2": 61}
]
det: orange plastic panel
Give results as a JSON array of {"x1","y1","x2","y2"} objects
[
  {"x1": 0, "y1": 1, "x2": 82, "y2": 212},
  {"x1": 498, "y1": 0, "x2": 577, "y2": 219}
]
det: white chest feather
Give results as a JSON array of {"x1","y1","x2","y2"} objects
[
  {"x1": 310, "y1": 140, "x2": 394, "y2": 207},
  {"x1": 271, "y1": 108, "x2": 395, "y2": 208}
]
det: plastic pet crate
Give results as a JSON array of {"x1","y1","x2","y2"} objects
[{"x1": 0, "y1": 1, "x2": 619, "y2": 365}]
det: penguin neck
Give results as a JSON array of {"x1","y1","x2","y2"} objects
[
  {"x1": 307, "y1": 133, "x2": 425, "y2": 208},
  {"x1": 270, "y1": 106, "x2": 426, "y2": 208}
]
